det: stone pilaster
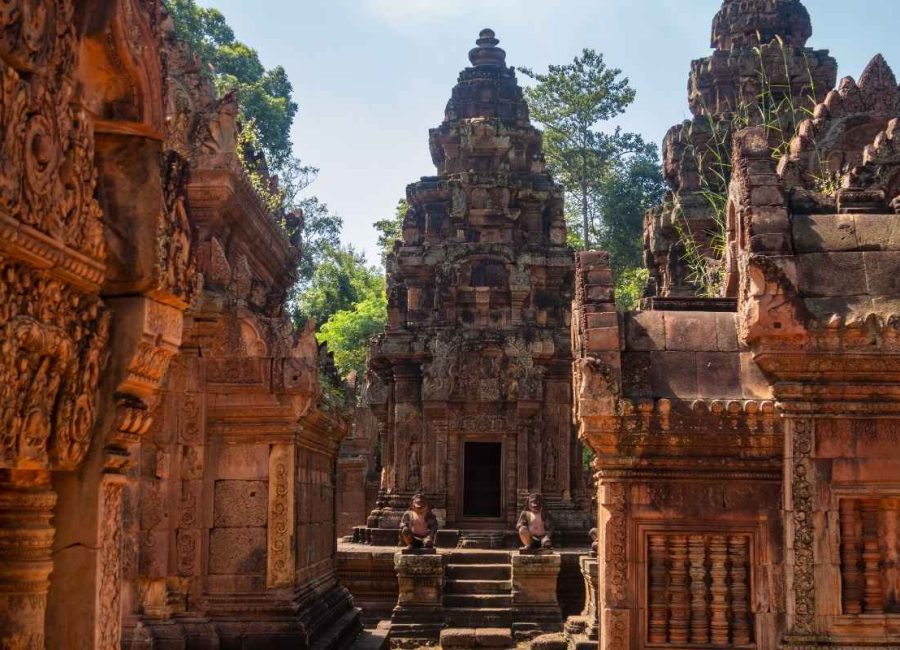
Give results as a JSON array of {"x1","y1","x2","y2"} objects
[
  {"x1": 511, "y1": 553, "x2": 562, "y2": 633},
  {"x1": 390, "y1": 552, "x2": 444, "y2": 644},
  {"x1": 0, "y1": 472, "x2": 56, "y2": 649}
]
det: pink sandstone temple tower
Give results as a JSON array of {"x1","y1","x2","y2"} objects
[{"x1": 357, "y1": 30, "x2": 592, "y2": 547}]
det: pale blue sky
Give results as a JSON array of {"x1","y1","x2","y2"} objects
[{"x1": 196, "y1": 0, "x2": 900, "y2": 263}]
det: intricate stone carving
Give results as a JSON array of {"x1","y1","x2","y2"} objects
[
  {"x1": 0, "y1": 0, "x2": 105, "y2": 261},
  {"x1": 0, "y1": 260, "x2": 111, "y2": 470},
  {"x1": 360, "y1": 29, "x2": 587, "y2": 539},
  {"x1": 158, "y1": 151, "x2": 197, "y2": 306},
  {"x1": 267, "y1": 444, "x2": 295, "y2": 589},
  {"x1": 96, "y1": 481, "x2": 124, "y2": 650},
  {"x1": 788, "y1": 418, "x2": 816, "y2": 634}
]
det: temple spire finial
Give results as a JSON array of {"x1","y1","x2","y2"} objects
[
  {"x1": 469, "y1": 28, "x2": 506, "y2": 68},
  {"x1": 711, "y1": 0, "x2": 812, "y2": 50}
]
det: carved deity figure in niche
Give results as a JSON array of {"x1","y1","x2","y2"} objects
[
  {"x1": 407, "y1": 433, "x2": 421, "y2": 489},
  {"x1": 518, "y1": 493, "x2": 554, "y2": 553},
  {"x1": 543, "y1": 435, "x2": 559, "y2": 487},
  {"x1": 399, "y1": 493, "x2": 439, "y2": 553}
]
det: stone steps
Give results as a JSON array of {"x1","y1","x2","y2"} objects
[
  {"x1": 458, "y1": 531, "x2": 508, "y2": 549},
  {"x1": 444, "y1": 607, "x2": 513, "y2": 628},
  {"x1": 444, "y1": 593, "x2": 513, "y2": 608},
  {"x1": 310, "y1": 606, "x2": 363, "y2": 650},
  {"x1": 445, "y1": 578, "x2": 513, "y2": 595},
  {"x1": 440, "y1": 627, "x2": 513, "y2": 648},
  {"x1": 446, "y1": 563, "x2": 511, "y2": 580},
  {"x1": 348, "y1": 620, "x2": 390, "y2": 650},
  {"x1": 443, "y1": 551, "x2": 515, "y2": 631},
  {"x1": 445, "y1": 551, "x2": 511, "y2": 564}
]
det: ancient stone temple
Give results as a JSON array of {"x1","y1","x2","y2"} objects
[
  {"x1": 573, "y1": 0, "x2": 900, "y2": 648},
  {"x1": 358, "y1": 29, "x2": 590, "y2": 547},
  {"x1": 0, "y1": 2, "x2": 358, "y2": 648},
  {"x1": 645, "y1": 0, "x2": 837, "y2": 299}
]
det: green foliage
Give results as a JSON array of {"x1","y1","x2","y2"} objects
[
  {"x1": 595, "y1": 148, "x2": 665, "y2": 276},
  {"x1": 165, "y1": 0, "x2": 297, "y2": 168},
  {"x1": 165, "y1": 0, "x2": 345, "y2": 294},
  {"x1": 294, "y1": 196, "x2": 343, "y2": 291},
  {"x1": 373, "y1": 199, "x2": 408, "y2": 267},
  {"x1": 582, "y1": 445, "x2": 595, "y2": 473},
  {"x1": 317, "y1": 282, "x2": 387, "y2": 380},
  {"x1": 520, "y1": 49, "x2": 650, "y2": 250},
  {"x1": 294, "y1": 246, "x2": 382, "y2": 329},
  {"x1": 614, "y1": 267, "x2": 650, "y2": 312}
]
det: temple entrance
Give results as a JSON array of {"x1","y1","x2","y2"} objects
[{"x1": 462, "y1": 442, "x2": 502, "y2": 518}]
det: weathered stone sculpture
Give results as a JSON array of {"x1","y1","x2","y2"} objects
[
  {"x1": 400, "y1": 492, "x2": 439, "y2": 552},
  {"x1": 358, "y1": 28, "x2": 590, "y2": 547},
  {"x1": 517, "y1": 493, "x2": 554, "y2": 552}
]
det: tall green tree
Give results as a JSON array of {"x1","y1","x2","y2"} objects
[
  {"x1": 594, "y1": 147, "x2": 665, "y2": 276},
  {"x1": 294, "y1": 197, "x2": 343, "y2": 292},
  {"x1": 317, "y1": 280, "x2": 387, "y2": 380},
  {"x1": 520, "y1": 49, "x2": 648, "y2": 250},
  {"x1": 372, "y1": 199, "x2": 408, "y2": 267},
  {"x1": 165, "y1": 0, "x2": 297, "y2": 169},
  {"x1": 294, "y1": 245, "x2": 382, "y2": 328}
]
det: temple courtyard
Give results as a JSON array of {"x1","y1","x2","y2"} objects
[{"x1": 1, "y1": 0, "x2": 900, "y2": 648}]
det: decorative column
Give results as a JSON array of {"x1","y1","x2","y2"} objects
[
  {"x1": 729, "y1": 535, "x2": 752, "y2": 644},
  {"x1": 839, "y1": 499, "x2": 862, "y2": 615},
  {"x1": 689, "y1": 535, "x2": 710, "y2": 644},
  {"x1": 861, "y1": 499, "x2": 885, "y2": 614},
  {"x1": 648, "y1": 534, "x2": 669, "y2": 643},
  {"x1": 668, "y1": 534, "x2": 690, "y2": 643},
  {"x1": 709, "y1": 535, "x2": 730, "y2": 645},
  {"x1": 390, "y1": 552, "x2": 444, "y2": 643},
  {"x1": 0, "y1": 473, "x2": 56, "y2": 649},
  {"x1": 511, "y1": 553, "x2": 563, "y2": 632}
]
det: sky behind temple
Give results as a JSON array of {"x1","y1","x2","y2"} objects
[{"x1": 196, "y1": 0, "x2": 900, "y2": 264}]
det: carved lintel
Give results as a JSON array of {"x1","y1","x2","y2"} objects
[
  {"x1": 267, "y1": 443, "x2": 295, "y2": 589},
  {"x1": 117, "y1": 298, "x2": 184, "y2": 402}
]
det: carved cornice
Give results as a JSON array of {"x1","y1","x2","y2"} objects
[
  {"x1": 187, "y1": 167, "x2": 297, "y2": 299},
  {"x1": 0, "y1": 214, "x2": 106, "y2": 292}
]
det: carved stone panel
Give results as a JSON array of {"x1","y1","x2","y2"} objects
[{"x1": 267, "y1": 443, "x2": 296, "y2": 589}]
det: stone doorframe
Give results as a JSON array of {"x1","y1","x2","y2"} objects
[{"x1": 454, "y1": 433, "x2": 509, "y2": 526}]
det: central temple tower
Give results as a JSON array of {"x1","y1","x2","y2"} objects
[{"x1": 361, "y1": 30, "x2": 590, "y2": 544}]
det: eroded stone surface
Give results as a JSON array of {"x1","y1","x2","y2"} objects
[
  {"x1": 0, "y1": 2, "x2": 358, "y2": 648},
  {"x1": 357, "y1": 28, "x2": 591, "y2": 552},
  {"x1": 574, "y1": 2, "x2": 900, "y2": 648}
]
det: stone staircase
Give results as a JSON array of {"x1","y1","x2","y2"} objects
[{"x1": 441, "y1": 551, "x2": 514, "y2": 646}]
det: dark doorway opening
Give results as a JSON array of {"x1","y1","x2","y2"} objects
[{"x1": 463, "y1": 442, "x2": 502, "y2": 518}]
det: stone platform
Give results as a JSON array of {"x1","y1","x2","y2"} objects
[
  {"x1": 338, "y1": 542, "x2": 589, "y2": 624},
  {"x1": 338, "y1": 543, "x2": 591, "y2": 648}
]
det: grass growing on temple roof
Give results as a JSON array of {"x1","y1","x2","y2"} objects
[{"x1": 675, "y1": 35, "x2": 836, "y2": 297}]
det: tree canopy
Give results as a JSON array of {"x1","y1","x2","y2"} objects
[
  {"x1": 372, "y1": 199, "x2": 407, "y2": 266},
  {"x1": 520, "y1": 49, "x2": 653, "y2": 251},
  {"x1": 165, "y1": 0, "x2": 297, "y2": 169},
  {"x1": 294, "y1": 246, "x2": 383, "y2": 329},
  {"x1": 520, "y1": 48, "x2": 665, "y2": 309}
]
